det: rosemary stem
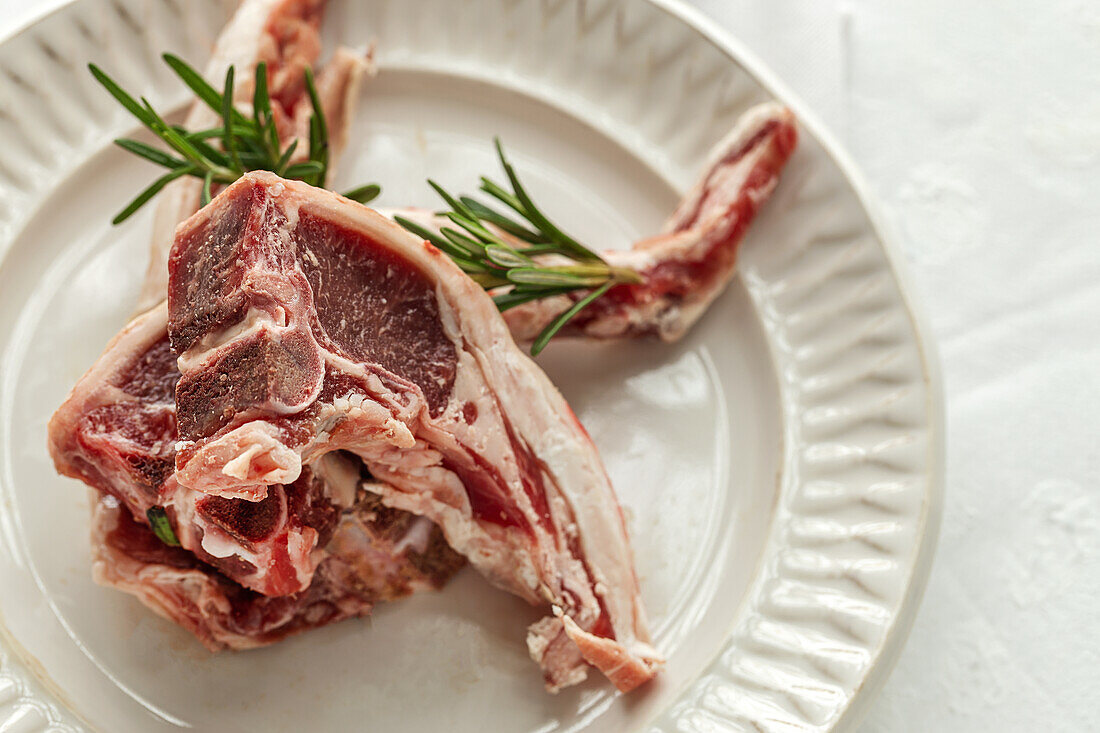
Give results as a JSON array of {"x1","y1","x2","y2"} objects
[
  {"x1": 610, "y1": 266, "x2": 644, "y2": 284},
  {"x1": 92, "y1": 55, "x2": 380, "y2": 224}
]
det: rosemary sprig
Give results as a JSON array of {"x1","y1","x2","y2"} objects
[
  {"x1": 146, "y1": 507, "x2": 180, "y2": 547},
  {"x1": 396, "y1": 139, "x2": 640, "y2": 355},
  {"x1": 91, "y1": 54, "x2": 380, "y2": 224}
]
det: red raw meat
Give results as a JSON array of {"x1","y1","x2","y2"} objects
[
  {"x1": 167, "y1": 172, "x2": 662, "y2": 691},
  {"x1": 91, "y1": 482, "x2": 460, "y2": 651},
  {"x1": 392, "y1": 102, "x2": 797, "y2": 344},
  {"x1": 137, "y1": 0, "x2": 371, "y2": 313},
  {"x1": 48, "y1": 303, "x2": 463, "y2": 647}
]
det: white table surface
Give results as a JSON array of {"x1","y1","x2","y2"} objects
[{"x1": 1, "y1": 1, "x2": 1097, "y2": 731}]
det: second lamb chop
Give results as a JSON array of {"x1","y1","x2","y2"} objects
[{"x1": 48, "y1": 302, "x2": 464, "y2": 646}]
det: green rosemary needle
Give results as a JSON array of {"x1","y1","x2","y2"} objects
[
  {"x1": 91, "y1": 54, "x2": 381, "y2": 224},
  {"x1": 397, "y1": 138, "x2": 641, "y2": 355},
  {"x1": 145, "y1": 507, "x2": 180, "y2": 547}
]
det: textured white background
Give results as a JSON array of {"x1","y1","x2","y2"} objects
[{"x1": 1, "y1": 1, "x2": 1097, "y2": 731}]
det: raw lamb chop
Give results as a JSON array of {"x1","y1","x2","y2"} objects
[
  {"x1": 48, "y1": 302, "x2": 463, "y2": 606},
  {"x1": 136, "y1": 0, "x2": 372, "y2": 313},
  {"x1": 393, "y1": 102, "x2": 797, "y2": 344},
  {"x1": 78, "y1": 0, "x2": 377, "y2": 598},
  {"x1": 50, "y1": 0, "x2": 461, "y2": 646},
  {"x1": 90, "y1": 490, "x2": 366, "y2": 650},
  {"x1": 50, "y1": 304, "x2": 323, "y2": 596},
  {"x1": 167, "y1": 172, "x2": 662, "y2": 692},
  {"x1": 91, "y1": 483, "x2": 460, "y2": 651}
]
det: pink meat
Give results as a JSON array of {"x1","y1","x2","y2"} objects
[
  {"x1": 91, "y1": 484, "x2": 462, "y2": 651},
  {"x1": 136, "y1": 0, "x2": 372, "y2": 313},
  {"x1": 48, "y1": 303, "x2": 463, "y2": 603},
  {"x1": 167, "y1": 172, "x2": 662, "y2": 692},
  {"x1": 392, "y1": 103, "x2": 797, "y2": 344},
  {"x1": 50, "y1": 0, "x2": 468, "y2": 655}
]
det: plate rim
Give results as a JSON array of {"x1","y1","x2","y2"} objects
[
  {"x1": 639, "y1": 1, "x2": 944, "y2": 728},
  {"x1": 641, "y1": 3, "x2": 944, "y2": 729},
  {"x1": 0, "y1": 1, "x2": 945, "y2": 731}
]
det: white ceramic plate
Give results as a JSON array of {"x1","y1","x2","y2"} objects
[{"x1": 0, "y1": 1, "x2": 943, "y2": 731}]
